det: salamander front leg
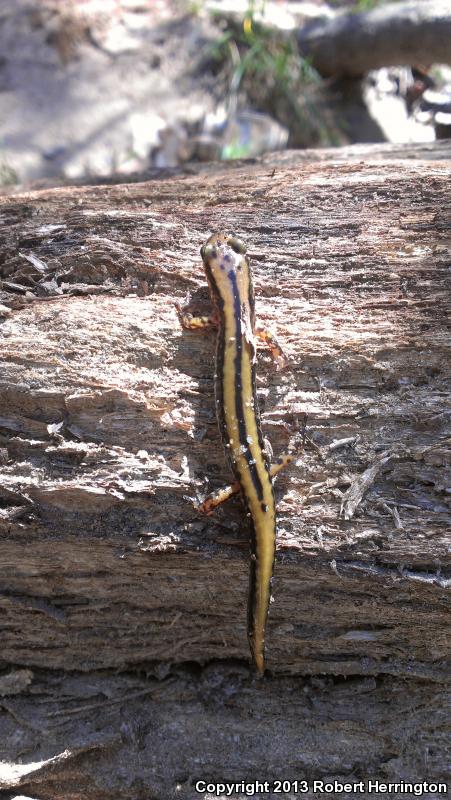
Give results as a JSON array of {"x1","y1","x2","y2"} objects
[
  {"x1": 255, "y1": 327, "x2": 288, "y2": 369},
  {"x1": 177, "y1": 309, "x2": 219, "y2": 331},
  {"x1": 197, "y1": 480, "x2": 241, "y2": 514}
]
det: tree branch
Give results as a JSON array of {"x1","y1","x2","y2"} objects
[{"x1": 298, "y1": 0, "x2": 451, "y2": 77}]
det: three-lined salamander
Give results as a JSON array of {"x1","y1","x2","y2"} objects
[{"x1": 200, "y1": 232, "x2": 278, "y2": 676}]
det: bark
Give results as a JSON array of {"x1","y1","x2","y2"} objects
[
  {"x1": 298, "y1": 0, "x2": 451, "y2": 77},
  {"x1": 0, "y1": 141, "x2": 450, "y2": 798},
  {"x1": 0, "y1": 669, "x2": 449, "y2": 800}
]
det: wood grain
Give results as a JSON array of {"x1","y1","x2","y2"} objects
[{"x1": 0, "y1": 142, "x2": 450, "y2": 797}]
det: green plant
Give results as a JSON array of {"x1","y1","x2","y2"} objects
[
  {"x1": 206, "y1": 5, "x2": 320, "y2": 105},
  {"x1": 184, "y1": 0, "x2": 203, "y2": 15},
  {"x1": 352, "y1": 0, "x2": 386, "y2": 11},
  {"x1": 202, "y1": 0, "x2": 343, "y2": 149},
  {"x1": 242, "y1": 13, "x2": 317, "y2": 93}
]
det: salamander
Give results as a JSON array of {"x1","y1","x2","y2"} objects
[
  {"x1": 202, "y1": 231, "x2": 276, "y2": 676},
  {"x1": 181, "y1": 232, "x2": 297, "y2": 676}
]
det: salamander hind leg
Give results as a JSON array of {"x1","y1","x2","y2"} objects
[
  {"x1": 195, "y1": 438, "x2": 304, "y2": 515},
  {"x1": 196, "y1": 480, "x2": 241, "y2": 514}
]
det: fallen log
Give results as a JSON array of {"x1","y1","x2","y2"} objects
[
  {"x1": 298, "y1": 0, "x2": 451, "y2": 77},
  {"x1": 0, "y1": 668, "x2": 449, "y2": 799},
  {"x1": 0, "y1": 141, "x2": 450, "y2": 798}
]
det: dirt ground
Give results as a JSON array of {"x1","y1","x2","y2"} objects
[
  {"x1": 0, "y1": 0, "x2": 440, "y2": 187},
  {"x1": 0, "y1": 0, "x2": 221, "y2": 183}
]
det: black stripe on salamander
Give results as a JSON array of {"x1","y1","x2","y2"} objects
[
  {"x1": 228, "y1": 269, "x2": 264, "y2": 502},
  {"x1": 203, "y1": 262, "x2": 230, "y2": 449},
  {"x1": 243, "y1": 276, "x2": 270, "y2": 474}
]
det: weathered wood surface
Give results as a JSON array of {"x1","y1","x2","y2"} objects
[
  {"x1": 0, "y1": 142, "x2": 450, "y2": 798},
  {"x1": 298, "y1": 0, "x2": 451, "y2": 77},
  {"x1": 0, "y1": 668, "x2": 449, "y2": 800}
]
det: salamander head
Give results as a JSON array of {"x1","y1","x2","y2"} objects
[{"x1": 200, "y1": 232, "x2": 247, "y2": 277}]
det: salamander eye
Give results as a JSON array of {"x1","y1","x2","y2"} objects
[
  {"x1": 228, "y1": 235, "x2": 247, "y2": 255},
  {"x1": 201, "y1": 243, "x2": 216, "y2": 262}
]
